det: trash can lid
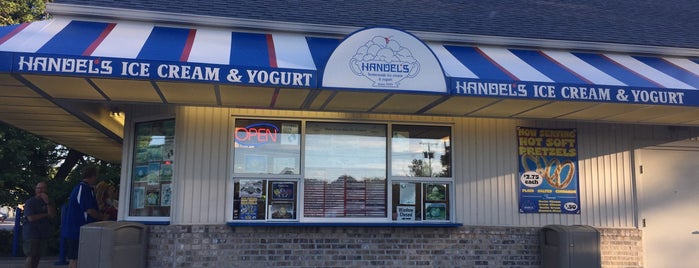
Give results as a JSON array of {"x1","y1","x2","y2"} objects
[{"x1": 541, "y1": 224, "x2": 598, "y2": 233}]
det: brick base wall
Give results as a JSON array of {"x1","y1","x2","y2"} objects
[
  {"x1": 145, "y1": 225, "x2": 642, "y2": 268},
  {"x1": 600, "y1": 228, "x2": 643, "y2": 268}
]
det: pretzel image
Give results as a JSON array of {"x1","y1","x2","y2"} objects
[{"x1": 521, "y1": 154, "x2": 575, "y2": 189}]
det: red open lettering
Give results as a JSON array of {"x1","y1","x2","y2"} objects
[{"x1": 234, "y1": 126, "x2": 278, "y2": 144}]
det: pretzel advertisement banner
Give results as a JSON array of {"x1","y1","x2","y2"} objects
[{"x1": 517, "y1": 127, "x2": 580, "y2": 214}]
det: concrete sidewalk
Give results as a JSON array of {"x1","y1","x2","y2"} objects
[
  {"x1": 1, "y1": 218, "x2": 66, "y2": 267},
  {"x1": 0, "y1": 256, "x2": 65, "y2": 268}
]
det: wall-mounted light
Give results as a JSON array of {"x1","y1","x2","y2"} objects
[{"x1": 109, "y1": 108, "x2": 125, "y2": 126}]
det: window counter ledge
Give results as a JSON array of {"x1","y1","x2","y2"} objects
[
  {"x1": 226, "y1": 222, "x2": 462, "y2": 228},
  {"x1": 132, "y1": 221, "x2": 170, "y2": 225}
]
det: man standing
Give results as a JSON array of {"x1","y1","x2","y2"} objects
[
  {"x1": 23, "y1": 181, "x2": 56, "y2": 268},
  {"x1": 60, "y1": 166, "x2": 109, "y2": 268}
]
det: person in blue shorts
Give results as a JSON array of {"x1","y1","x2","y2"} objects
[{"x1": 60, "y1": 166, "x2": 110, "y2": 268}]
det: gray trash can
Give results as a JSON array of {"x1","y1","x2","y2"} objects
[
  {"x1": 78, "y1": 221, "x2": 148, "y2": 268},
  {"x1": 540, "y1": 225, "x2": 601, "y2": 268}
]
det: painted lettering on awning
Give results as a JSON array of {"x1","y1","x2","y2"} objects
[
  {"x1": 13, "y1": 54, "x2": 316, "y2": 88},
  {"x1": 453, "y1": 79, "x2": 690, "y2": 106}
]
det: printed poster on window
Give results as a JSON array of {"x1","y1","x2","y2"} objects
[
  {"x1": 240, "y1": 197, "x2": 258, "y2": 220},
  {"x1": 396, "y1": 206, "x2": 415, "y2": 221},
  {"x1": 517, "y1": 127, "x2": 580, "y2": 214}
]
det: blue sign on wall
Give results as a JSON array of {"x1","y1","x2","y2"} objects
[{"x1": 517, "y1": 127, "x2": 580, "y2": 214}]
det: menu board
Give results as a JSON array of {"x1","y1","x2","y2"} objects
[
  {"x1": 303, "y1": 179, "x2": 326, "y2": 217},
  {"x1": 303, "y1": 176, "x2": 387, "y2": 218},
  {"x1": 365, "y1": 180, "x2": 386, "y2": 217}
]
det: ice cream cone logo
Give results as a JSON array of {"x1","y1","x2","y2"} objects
[{"x1": 349, "y1": 36, "x2": 420, "y2": 87}]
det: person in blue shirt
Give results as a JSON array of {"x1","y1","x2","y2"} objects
[
  {"x1": 23, "y1": 181, "x2": 56, "y2": 268},
  {"x1": 60, "y1": 166, "x2": 110, "y2": 268}
]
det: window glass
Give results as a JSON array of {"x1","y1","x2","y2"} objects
[
  {"x1": 129, "y1": 119, "x2": 175, "y2": 217},
  {"x1": 233, "y1": 119, "x2": 301, "y2": 175},
  {"x1": 391, "y1": 125, "x2": 451, "y2": 177},
  {"x1": 304, "y1": 122, "x2": 387, "y2": 218},
  {"x1": 228, "y1": 120, "x2": 454, "y2": 224}
]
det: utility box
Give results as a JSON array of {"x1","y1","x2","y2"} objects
[
  {"x1": 78, "y1": 221, "x2": 147, "y2": 268},
  {"x1": 540, "y1": 225, "x2": 601, "y2": 268}
]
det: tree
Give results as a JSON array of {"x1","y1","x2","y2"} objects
[
  {"x1": 0, "y1": 123, "x2": 122, "y2": 208},
  {"x1": 0, "y1": 0, "x2": 50, "y2": 25},
  {"x1": 0, "y1": 1, "x2": 121, "y2": 208},
  {"x1": 408, "y1": 159, "x2": 430, "y2": 177},
  {"x1": 0, "y1": 123, "x2": 62, "y2": 206}
]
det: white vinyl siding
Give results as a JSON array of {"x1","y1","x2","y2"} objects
[
  {"x1": 129, "y1": 106, "x2": 699, "y2": 227},
  {"x1": 172, "y1": 106, "x2": 230, "y2": 224}
]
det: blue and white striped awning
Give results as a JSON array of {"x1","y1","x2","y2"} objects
[
  {"x1": 0, "y1": 18, "x2": 317, "y2": 88},
  {"x1": 2, "y1": 19, "x2": 699, "y2": 106},
  {"x1": 436, "y1": 45, "x2": 699, "y2": 89},
  {"x1": 432, "y1": 44, "x2": 699, "y2": 106}
]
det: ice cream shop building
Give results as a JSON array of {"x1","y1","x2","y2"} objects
[{"x1": 1, "y1": 1, "x2": 699, "y2": 267}]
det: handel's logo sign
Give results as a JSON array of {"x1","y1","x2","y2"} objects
[
  {"x1": 322, "y1": 27, "x2": 447, "y2": 93},
  {"x1": 349, "y1": 36, "x2": 421, "y2": 87}
]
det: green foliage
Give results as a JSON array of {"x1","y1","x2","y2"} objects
[
  {"x1": 0, "y1": 229, "x2": 12, "y2": 256},
  {"x1": 0, "y1": 0, "x2": 50, "y2": 25},
  {"x1": 0, "y1": 123, "x2": 122, "y2": 208},
  {"x1": 54, "y1": 160, "x2": 122, "y2": 207},
  {"x1": 0, "y1": 220, "x2": 61, "y2": 257},
  {"x1": 0, "y1": 123, "x2": 63, "y2": 207},
  {"x1": 408, "y1": 159, "x2": 429, "y2": 177}
]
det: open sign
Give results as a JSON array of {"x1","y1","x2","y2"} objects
[{"x1": 234, "y1": 123, "x2": 279, "y2": 146}]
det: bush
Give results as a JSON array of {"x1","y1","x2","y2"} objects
[
  {"x1": 0, "y1": 227, "x2": 60, "y2": 257},
  {"x1": 0, "y1": 229, "x2": 14, "y2": 257}
]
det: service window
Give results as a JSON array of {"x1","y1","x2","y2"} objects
[
  {"x1": 391, "y1": 182, "x2": 452, "y2": 222},
  {"x1": 303, "y1": 122, "x2": 387, "y2": 219},
  {"x1": 390, "y1": 125, "x2": 452, "y2": 222},
  {"x1": 232, "y1": 119, "x2": 301, "y2": 221},
  {"x1": 391, "y1": 125, "x2": 451, "y2": 177},
  {"x1": 128, "y1": 118, "x2": 175, "y2": 218},
  {"x1": 233, "y1": 119, "x2": 301, "y2": 175},
  {"x1": 229, "y1": 120, "x2": 453, "y2": 224}
]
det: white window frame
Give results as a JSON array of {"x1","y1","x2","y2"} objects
[{"x1": 124, "y1": 114, "x2": 175, "y2": 223}]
